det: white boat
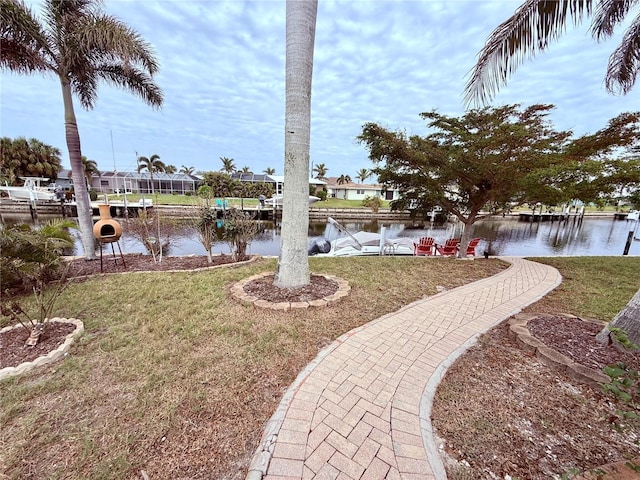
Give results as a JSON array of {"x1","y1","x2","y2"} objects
[
  {"x1": 627, "y1": 210, "x2": 639, "y2": 221},
  {"x1": 0, "y1": 177, "x2": 58, "y2": 202},
  {"x1": 264, "y1": 194, "x2": 320, "y2": 206},
  {"x1": 309, "y1": 217, "x2": 415, "y2": 257}
]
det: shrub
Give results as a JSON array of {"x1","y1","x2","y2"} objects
[
  {"x1": 362, "y1": 195, "x2": 382, "y2": 213},
  {"x1": 223, "y1": 209, "x2": 259, "y2": 262},
  {"x1": 0, "y1": 219, "x2": 76, "y2": 294}
]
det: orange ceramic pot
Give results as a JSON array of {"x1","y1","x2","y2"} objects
[{"x1": 93, "y1": 204, "x2": 122, "y2": 242}]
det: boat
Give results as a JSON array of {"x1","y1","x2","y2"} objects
[
  {"x1": 308, "y1": 217, "x2": 415, "y2": 256},
  {"x1": 264, "y1": 194, "x2": 320, "y2": 206},
  {"x1": 0, "y1": 177, "x2": 58, "y2": 202}
]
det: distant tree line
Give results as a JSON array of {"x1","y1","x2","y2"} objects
[
  {"x1": 200, "y1": 172, "x2": 273, "y2": 198},
  {"x1": 0, "y1": 137, "x2": 62, "y2": 184}
]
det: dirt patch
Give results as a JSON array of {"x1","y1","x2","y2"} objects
[{"x1": 432, "y1": 317, "x2": 640, "y2": 480}]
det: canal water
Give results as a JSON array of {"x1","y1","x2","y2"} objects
[{"x1": 3, "y1": 213, "x2": 639, "y2": 257}]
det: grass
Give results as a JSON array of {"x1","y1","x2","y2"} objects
[
  {"x1": 101, "y1": 193, "x2": 391, "y2": 209},
  {"x1": 1, "y1": 256, "x2": 639, "y2": 479},
  {"x1": 522, "y1": 256, "x2": 640, "y2": 320}
]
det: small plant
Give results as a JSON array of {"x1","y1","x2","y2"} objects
[
  {"x1": 223, "y1": 208, "x2": 259, "y2": 262},
  {"x1": 601, "y1": 361, "x2": 639, "y2": 428},
  {"x1": 0, "y1": 219, "x2": 75, "y2": 345},
  {"x1": 362, "y1": 195, "x2": 382, "y2": 213},
  {"x1": 191, "y1": 202, "x2": 220, "y2": 264},
  {"x1": 0, "y1": 219, "x2": 76, "y2": 293},
  {"x1": 1, "y1": 264, "x2": 70, "y2": 345},
  {"x1": 125, "y1": 210, "x2": 178, "y2": 262}
]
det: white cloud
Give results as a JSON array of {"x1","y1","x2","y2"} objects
[{"x1": 1, "y1": 0, "x2": 636, "y2": 179}]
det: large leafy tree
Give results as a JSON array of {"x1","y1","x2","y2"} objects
[
  {"x1": 275, "y1": 0, "x2": 318, "y2": 288},
  {"x1": 465, "y1": 0, "x2": 640, "y2": 105},
  {"x1": 465, "y1": 0, "x2": 640, "y2": 345},
  {"x1": 200, "y1": 171, "x2": 241, "y2": 197},
  {"x1": 0, "y1": 136, "x2": 62, "y2": 183},
  {"x1": 359, "y1": 104, "x2": 640, "y2": 257},
  {"x1": 1, "y1": 0, "x2": 163, "y2": 260},
  {"x1": 137, "y1": 154, "x2": 165, "y2": 194}
]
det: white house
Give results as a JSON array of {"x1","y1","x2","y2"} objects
[{"x1": 324, "y1": 177, "x2": 400, "y2": 201}]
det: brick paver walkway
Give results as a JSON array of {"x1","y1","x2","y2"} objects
[{"x1": 247, "y1": 257, "x2": 562, "y2": 480}]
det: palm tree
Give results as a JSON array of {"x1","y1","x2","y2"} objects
[
  {"x1": 1, "y1": 137, "x2": 62, "y2": 182},
  {"x1": 275, "y1": 0, "x2": 318, "y2": 289},
  {"x1": 137, "y1": 154, "x2": 165, "y2": 194},
  {"x1": 355, "y1": 168, "x2": 371, "y2": 183},
  {"x1": 1, "y1": 0, "x2": 163, "y2": 260},
  {"x1": 263, "y1": 167, "x2": 276, "y2": 175},
  {"x1": 241, "y1": 166, "x2": 252, "y2": 174},
  {"x1": 80, "y1": 156, "x2": 99, "y2": 187},
  {"x1": 66, "y1": 155, "x2": 98, "y2": 186},
  {"x1": 464, "y1": 0, "x2": 640, "y2": 106},
  {"x1": 164, "y1": 164, "x2": 177, "y2": 174},
  {"x1": 312, "y1": 162, "x2": 328, "y2": 180},
  {"x1": 337, "y1": 174, "x2": 352, "y2": 185},
  {"x1": 464, "y1": 0, "x2": 640, "y2": 346},
  {"x1": 220, "y1": 157, "x2": 236, "y2": 174},
  {"x1": 27, "y1": 138, "x2": 62, "y2": 179},
  {"x1": 179, "y1": 165, "x2": 195, "y2": 175}
]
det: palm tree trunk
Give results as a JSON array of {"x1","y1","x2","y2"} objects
[
  {"x1": 275, "y1": 0, "x2": 317, "y2": 288},
  {"x1": 596, "y1": 287, "x2": 640, "y2": 346},
  {"x1": 61, "y1": 79, "x2": 96, "y2": 260}
]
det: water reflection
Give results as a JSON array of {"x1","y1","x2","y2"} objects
[{"x1": 2, "y1": 213, "x2": 639, "y2": 257}]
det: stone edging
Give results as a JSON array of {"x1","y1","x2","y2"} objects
[
  {"x1": 230, "y1": 272, "x2": 350, "y2": 310},
  {"x1": 508, "y1": 313, "x2": 609, "y2": 387},
  {"x1": 0, "y1": 318, "x2": 84, "y2": 381}
]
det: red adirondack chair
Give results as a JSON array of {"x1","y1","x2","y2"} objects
[
  {"x1": 413, "y1": 236, "x2": 435, "y2": 256},
  {"x1": 436, "y1": 238, "x2": 460, "y2": 256},
  {"x1": 463, "y1": 238, "x2": 481, "y2": 257}
]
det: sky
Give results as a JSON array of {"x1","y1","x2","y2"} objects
[{"x1": 1, "y1": 0, "x2": 637, "y2": 180}]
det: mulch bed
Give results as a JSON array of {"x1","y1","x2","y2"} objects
[
  {"x1": 0, "y1": 322, "x2": 76, "y2": 369},
  {"x1": 242, "y1": 274, "x2": 339, "y2": 303},
  {"x1": 64, "y1": 253, "x2": 238, "y2": 277},
  {"x1": 528, "y1": 314, "x2": 640, "y2": 372}
]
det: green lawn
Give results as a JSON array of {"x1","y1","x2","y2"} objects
[{"x1": 1, "y1": 256, "x2": 638, "y2": 479}]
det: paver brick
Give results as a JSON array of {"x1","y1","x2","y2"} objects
[
  {"x1": 325, "y1": 430, "x2": 359, "y2": 458},
  {"x1": 256, "y1": 258, "x2": 561, "y2": 480},
  {"x1": 361, "y1": 457, "x2": 391, "y2": 479},
  {"x1": 328, "y1": 451, "x2": 365, "y2": 480},
  {"x1": 353, "y1": 437, "x2": 381, "y2": 468},
  {"x1": 305, "y1": 441, "x2": 336, "y2": 473}
]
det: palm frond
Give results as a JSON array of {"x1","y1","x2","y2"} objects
[
  {"x1": 97, "y1": 63, "x2": 164, "y2": 108},
  {"x1": 591, "y1": 0, "x2": 638, "y2": 39},
  {"x1": 0, "y1": 0, "x2": 53, "y2": 73},
  {"x1": 70, "y1": 69, "x2": 99, "y2": 109},
  {"x1": 464, "y1": 0, "x2": 593, "y2": 107},
  {"x1": 605, "y1": 13, "x2": 640, "y2": 94},
  {"x1": 79, "y1": 14, "x2": 160, "y2": 75}
]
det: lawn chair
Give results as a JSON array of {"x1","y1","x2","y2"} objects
[
  {"x1": 413, "y1": 236, "x2": 435, "y2": 256},
  {"x1": 463, "y1": 238, "x2": 481, "y2": 257},
  {"x1": 436, "y1": 238, "x2": 460, "y2": 256}
]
